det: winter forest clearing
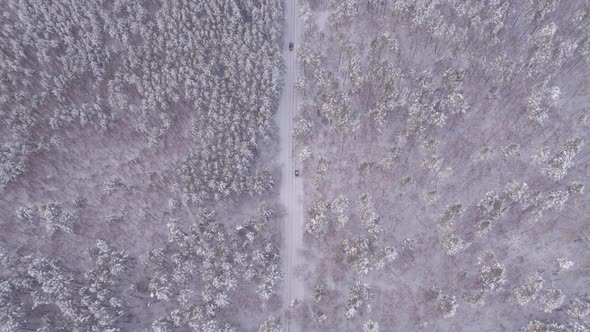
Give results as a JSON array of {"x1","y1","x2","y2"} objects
[{"x1": 1, "y1": 0, "x2": 590, "y2": 331}]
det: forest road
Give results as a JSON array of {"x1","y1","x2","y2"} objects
[{"x1": 278, "y1": 0, "x2": 304, "y2": 331}]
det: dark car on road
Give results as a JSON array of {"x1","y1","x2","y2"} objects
[
  {"x1": 294, "y1": 169, "x2": 299, "y2": 176},
  {"x1": 289, "y1": 42, "x2": 294, "y2": 51}
]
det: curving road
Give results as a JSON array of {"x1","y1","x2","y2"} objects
[{"x1": 277, "y1": 0, "x2": 304, "y2": 331}]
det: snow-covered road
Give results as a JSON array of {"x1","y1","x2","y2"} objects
[{"x1": 277, "y1": 0, "x2": 304, "y2": 331}]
